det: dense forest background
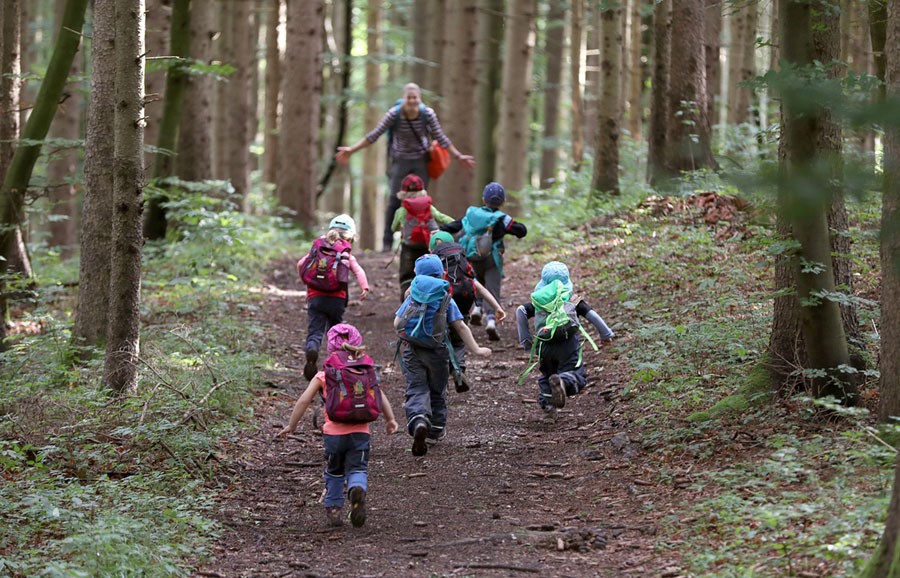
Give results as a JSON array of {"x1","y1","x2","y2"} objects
[{"x1": 4, "y1": 0, "x2": 900, "y2": 576}]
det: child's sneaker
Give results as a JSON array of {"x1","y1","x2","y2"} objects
[
  {"x1": 469, "y1": 306, "x2": 483, "y2": 326},
  {"x1": 324, "y1": 506, "x2": 343, "y2": 527},
  {"x1": 542, "y1": 405, "x2": 558, "y2": 423},
  {"x1": 485, "y1": 318, "x2": 500, "y2": 341},
  {"x1": 549, "y1": 374, "x2": 566, "y2": 409},
  {"x1": 303, "y1": 348, "x2": 319, "y2": 381},
  {"x1": 348, "y1": 486, "x2": 366, "y2": 528},
  {"x1": 411, "y1": 421, "x2": 428, "y2": 457},
  {"x1": 452, "y1": 369, "x2": 470, "y2": 393}
]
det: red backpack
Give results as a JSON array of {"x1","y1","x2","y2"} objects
[
  {"x1": 299, "y1": 238, "x2": 352, "y2": 292},
  {"x1": 401, "y1": 195, "x2": 438, "y2": 247},
  {"x1": 322, "y1": 350, "x2": 381, "y2": 423}
]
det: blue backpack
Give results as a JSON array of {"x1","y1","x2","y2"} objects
[
  {"x1": 458, "y1": 206, "x2": 504, "y2": 261},
  {"x1": 386, "y1": 99, "x2": 432, "y2": 157},
  {"x1": 397, "y1": 275, "x2": 452, "y2": 349}
]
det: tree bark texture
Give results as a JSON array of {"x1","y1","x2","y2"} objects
[
  {"x1": 666, "y1": 0, "x2": 715, "y2": 173},
  {"x1": 426, "y1": 0, "x2": 446, "y2": 115},
  {"x1": 360, "y1": 0, "x2": 380, "y2": 252},
  {"x1": 0, "y1": 0, "x2": 88, "y2": 344},
  {"x1": 74, "y1": 0, "x2": 114, "y2": 349},
  {"x1": 263, "y1": 0, "x2": 281, "y2": 185},
  {"x1": 877, "y1": 0, "x2": 900, "y2": 424},
  {"x1": 475, "y1": 0, "x2": 503, "y2": 186},
  {"x1": 569, "y1": 0, "x2": 585, "y2": 170},
  {"x1": 539, "y1": 0, "x2": 565, "y2": 188},
  {"x1": 277, "y1": 0, "x2": 322, "y2": 231},
  {"x1": 647, "y1": 0, "x2": 670, "y2": 184},
  {"x1": 779, "y1": 0, "x2": 853, "y2": 403},
  {"x1": 145, "y1": 0, "x2": 190, "y2": 240},
  {"x1": 104, "y1": 0, "x2": 145, "y2": 394},
  {"x1": 0, "y1": 0, "x2": 21, "y2": 194},
  {"x1": 496, "y1": 0, "x2": 537, "y2": 203},
  {"x1": 212, "y1": 5, "x2": 232, "y2": 181},
  {"x1": 704, "y1": 0, "x2": 722, "y2": 131},
  {"x1": 176, "y1": 0, "x2": 213, "y2": 182},
  {"x1": 320, "y1": 0, "x2": 349, "y2": 214},
  {"x1": 440, "y1": 0, "x2": 478, "y2": 215},
  {"x1": 727, "y1": 0, "x2": 757, "y2": 125},
  {"x1": 412, "y1": 0, "x2": 429, "y2": 86},
  {"x1": 591, "y1": 4, "x2": 621, "y2": 196},
  {"x1": 228, "y1": 0, "x2": 252, "y2": 209},
  {"x1": 143, "y1": 0, "x2": 170, "y2": 169},
  {"x1": 583, "y1": 5, "x2": 600, "y2": 154},
  {"x1": 626, "y1": 0, "x2": 644, "y2": 141}
]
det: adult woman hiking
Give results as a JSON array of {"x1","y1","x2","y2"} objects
[{"x1": 335, "y1": 83, "x2": 476, "y2": 252}]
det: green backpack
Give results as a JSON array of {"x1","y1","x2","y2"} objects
[{"x1": 518, "y1": 280, "x2": 598, "y2": 384}]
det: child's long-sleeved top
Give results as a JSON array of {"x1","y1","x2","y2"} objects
[
  {"x1": 391, "y1": 204, "x2": 455, "y2": 235},
  {"x1": 515, "y1": 298, "x2": 614, "y2": 349},
  {"x1": 297, "y1": 251, "x2": 369, "y2": 300}
]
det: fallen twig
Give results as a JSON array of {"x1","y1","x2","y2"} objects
[{"x1": 454, "y1": 562, "x2": 541, "y2": 574}]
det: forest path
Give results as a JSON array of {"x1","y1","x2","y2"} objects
[{"x1": 193, "y1": 249, "x2": 682, "y2": 578}]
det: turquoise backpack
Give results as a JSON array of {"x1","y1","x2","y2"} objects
[{"x1": 458, "y1": 206, "x2": 504, "y2": 264}]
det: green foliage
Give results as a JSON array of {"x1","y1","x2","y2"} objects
[{"x1": 0, "y1": 190, "x2": 303, "y2": 576}]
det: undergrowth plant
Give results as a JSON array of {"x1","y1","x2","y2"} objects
[{"x1": 0, "y1": 188, "x2": 304, "y2": 577}]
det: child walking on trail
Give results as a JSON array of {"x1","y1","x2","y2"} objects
[
  {"x1": 296, "y1": 215, "x2": 370, "y2": 381},
  {"x1": 428, "y1": 231, "x2": 506, "y2": 393},
  {"x1": 440, "y1": 182, "x2": 527, "y2": 342},
  {"x1": 278, "y1": 324, "x2": 399, "y2": 528},
  {"x1": 391, "y1": 174, "x2": 454, "y2": 300},
  {"x1": 394, "y1": 254, "x2": 491, "y2": 457},
  {"x1": 515, "y1": 262, "x2": 615, "y2": 423}
]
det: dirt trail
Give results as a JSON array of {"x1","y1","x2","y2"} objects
[{"x1": 194, "y1": 250, "x2": 682, "y2": 578}]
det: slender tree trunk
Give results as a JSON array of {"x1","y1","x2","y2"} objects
[
  {"x1": 104, "y1": 0, "x2": 145, "y2": 394},
  {"x1": 143, "y1": 0, "x2": 169, "y2": 169},
  {"x1": 318, "y1": 0, "x2": 352, "y2": 211},
  {"x1": 862, "y1": 9, "x2": 900, "y2": 566},
  {"x1": 229, "y1": 0, "x2": 252, "y2": 209},
  {"x1": 704, "y1": 0, "x2": 722, "y2": 135},
  {"x1": 361, "y1": 0, "x2": 380, "y2": 251},
  {"x1": 626, "y1": 0, "x2": 643, "y2": 141},
  {"x1": 570, "y1": 0, "x2": 585, "y2": 170},
  {"x1": 145, "y1": 0, "x2": 190, "y2": 240},
  {"x1": 475, "y1": 0, "x2": 503, "y2": 187},
  {"x1": 539, "y1": 0, "x2": 565, "y2": 188},
  {"x1": 278, "y1": 0, "x2": 322, "y2": 231},
  {"x1": 74, "y1": 0, "x2": 114, "y2": 350},
  {"x1": 666, "y1": 0, "x2": 715, "y2": 173},
  {"x1": 46, "y1": 0, "x2": 82, "y2": 257},
  {"x1": 0, "y1": 0, "x2": 88, "y2": 348},
  {"x1": 592, "y1": 3, "x2": 622, "y2": 196},
  {"x1": 0, "y1": 0, "x2": 21, "y2": 206},
  {"x1": 441, "y1": 0, "x2": 478, "y2": 216},
  {"x1": 584, "y1": 4, "x2": 600, "y2": 153},
  {"x1": 426, "y1": 0, "x2": 446, "y2": 111},
  {"x1": 647, "y1": 0, "x2": 670, "y2": 184},
  {"x1": 212, "y1": 5, "x2": 231, "y2": 180},
  {"x1": 496, "y1": 0, "x2": 537, "y2": 204},
  {"x1": 727, "y1": 0, "x2": 756, "y2": 125},
  {"x1": 263, "y1": 0, "x2": 281, "y2": 185},
  {"x1": 412, "y1": 0, "x2": 429, "y2": 85},
  {"x1": 176, "y1": 0, "x2": 213, "y2": 182}
]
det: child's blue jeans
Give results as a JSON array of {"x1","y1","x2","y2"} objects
[
  {"x1": 400, "y1": 344, "x2": 450, "y2": 440},
  {"x1": 322, "y1": 432, "x2": 370, "y2": 507},
  {"x1": 306, "y1": 295, "x2": 347, "y2": 352}
]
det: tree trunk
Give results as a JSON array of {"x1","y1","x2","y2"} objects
[
  {"x1": 666, "y1": 0, "x2": 715, "y2": 173},
  {"x1": 278, "y1": 0, "x2": 322, "y2": 231},
  {"x1": 570, "y1": 0, "x2": 585, "y2": 170},
  {"x1": 318, "y1": 0, "x2": 352, "y2": 212},
  {"x1": 539, "y1": 0, "x2": 565, "y2": 188},
  {"x1": 228, "y1": 0, "x2": 252, "y2": 209},
  {"x1": 360, "y1": 0, "x2": 380, "y2": 252},
  {"x1": 144, "y1": 0, "x2": 190, "y2": 240},
  {"x1": 104, "y1": 0, "x2": 145, "y2": 394},
  {"x1": 212, "y1": 5, "x2": 231, "y2": 181},
  {"x1": 45, "y1": 0, "x2": 81, "y2": 257},
  {"x1": 877, "y1": 0, "x2": 900, "y2": 424},
  {"x1": 583, "y1": 5, "x2": 600, "y2": 154},
  {"x1": 496, "y1": 0, "x2": 537, "y2": 205},
  {"x1": 263, "y1": 0, "x2": 281, "y2": 185},
  {"x1": 727, "y1": 0, "x2": 757, "y2": 125},
  {"x1": 426, "y1": 0, "x2": 446, "y2": 112},
  {"x1": 0, "y1": 0, "x2": 88, "y2": 348},
  {"x1": 143, "y1": 0, "x2": 170, "y2": 170},
  {"x1": 175, "y1": 0, "x2": 213, "y2": 182},
  {"x1": 704, "y1": 0, "x2": 722, "y2": 134},
  {"x1": 475, "y1": 0, "x2": 503, "y2": 187},
  {"x1": 440, "y1": 0, "x2": 478, "y2": 216},
  {"x1": 647, "y1": 0, "x2": 670, "y2": 184},
  {"x1": 591, "y1": 3, "x2": 621, "y2": 196},
  {"x1": 626, "y1": 0, "x2": 643, "y2": 141},
  {"x1": 0, "y1": 0, "x2": 21, "y2": 208},
  {"x1": 411, "y1": 0, "x2": 429, "y2": 85},
  {"x1": 74, "y1": 0, "x2": 114, "y2": 350},
  {"x1": 779, "y1": 0, "x2": 854, "y2": 403}
]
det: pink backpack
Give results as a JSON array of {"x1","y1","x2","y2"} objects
[
  {"x1": 299, "y1": 238, "x2": 352, "y2": 292},
  {"x1": 323, "y1": 350, "x2": 381, "y2": 423}
]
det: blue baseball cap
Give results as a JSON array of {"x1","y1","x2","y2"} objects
[{"x1": 482, "y1": 182, "x2": 505, "y2": 206}]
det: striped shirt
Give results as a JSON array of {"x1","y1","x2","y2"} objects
[{"x1": 366, "y1": 106, "x2": 453, "y2": 160}]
